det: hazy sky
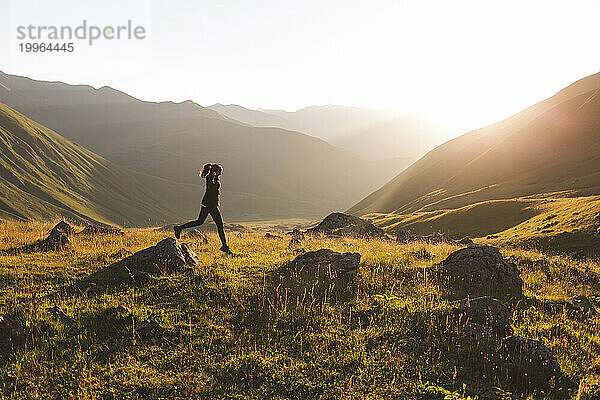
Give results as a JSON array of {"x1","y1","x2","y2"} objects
[{"x1": 1, "y1": 0, "x2": 599, "y2": 131}]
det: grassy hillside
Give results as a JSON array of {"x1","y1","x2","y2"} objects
[
  {"x1": 0, "y1": 72, "x2": 402, "y2": 220},
  {"x1": 0, "y1": 102, "x2": 204, "y2": 227},
  {"x1": 1, "y1": 220, "x2": 599, "y2": 398},
  {"x1": 349, "y1": 72, "x2": 600, "y2": 254}
]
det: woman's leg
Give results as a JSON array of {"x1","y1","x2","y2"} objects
[
  {"x1": 209, "y1": 207, "x2": 228, "y2": 247},
  {"x1": 178, "y1": 207, "x2": 210, "y2": 232}
]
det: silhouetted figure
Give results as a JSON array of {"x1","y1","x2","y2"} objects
[{"x1": 174, "y1": 163, "x2": 232, "y2": 255}]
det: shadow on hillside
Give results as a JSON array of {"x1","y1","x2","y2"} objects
[{"x1": 1, "y1": 239, "x2": 51, "y2": 256}]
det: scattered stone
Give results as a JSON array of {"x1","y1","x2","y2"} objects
[
  {"x1": 51, "y1": 221, "x2": 75, "y2": 236},
  {"x1": 288, "y1": 238, "x2": 302, "y2": 248},
  {"x1": 293, "y1": 248, "x2": 306, "y2": 255},
  {"x1": 451, "y1": 296, "x2": 512, "y2": 337},
  {"x1": 501, "y1": 335, "x2": 561, "y2": 390},
  {"x1": 457, "y1": 237, "x2": 476, "y2": 247},
  {"x1": 46, "y1": 306, "x2": 74, "y2": 325},
  {"x1": 265, "y1": 233, "x2": 282, "y2": 239},
  {"x1": 532, "y1": 259, "x2": 548, "y2": 267},
  {"x1": 40, "y1": 227, "x2": 71, "y2": 251},
  {"x1": 88, "y1": 238, "x2": 199, "y2": 285},
  {"x1": 567, "y1": 295, "x2": 597, "y2": 320},
  {"x1": 569, "y1": 250, "x2": 586, "y2": 261},
  {"x1": 184, "y1": 229, "x2": 209, "y2": 244},
  {"x1": 420, "y1": 233, "x2": 456, "y2": 245},
  {"x1": 436, "y1": 245, "x2": 523, "y2": 301},
  {"x1": 111, "y1": 248, "x2": 133, "y2": 259},
  {"x1": 307, "y1": 212, "x2": 386, "y2": 239},
  {"x1": 107, "y1": 305, "x2": 131, "y2": 318},
  {"x1": 134, "y1": 319, "x2": 161, "y2": 338},
  {"x1": 396, "y1": 230, "x2": 415, "y2": 243},
  {"x1": 268, "y1": 249, "x2": 361, "y2": 302},
  {"x1": 0, "y1": 315, "x2": 25, "y2": 345},
  {"x1": 290, "y1": 229, "x2": 305, "y2": 240},
  {"x1": 79, "y1": 225, "x2": 124, "y2": 235}
]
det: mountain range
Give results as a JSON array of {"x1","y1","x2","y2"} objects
[
  {"x1": 209, "y1": 103, "x2": 453, "y2": 161},
  {"x1": 349, "y1": 71, "x2": 600, "y2": 253},
  {"x1": 0, "y1": 72, "x2": 408, "y2": 222}
]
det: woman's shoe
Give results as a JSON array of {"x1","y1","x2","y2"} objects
[
  {"x1": 174, "y1": 225, "x2": 182, "y2": 239},
  {"x1": 220, "y1": 245, "x2": 233, "y2": 255}
]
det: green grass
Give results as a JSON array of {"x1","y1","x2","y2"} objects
[
  {"x1": 0, "y1": 220, "x2": 599, "y2": 399},
  {"x1": 365, "y1": 193, "x2": 600, "y2": 257}
]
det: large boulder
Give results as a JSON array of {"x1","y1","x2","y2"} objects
[
  {"x1": 88, "y1": 238, "x2": 198, "y2": 285},
  {"x1": 501, "y1": 335, "x2": 562, "y2": 391},
  {"x1": 268, "y1": 249, "x2": 361, "y2": 303},
  {"x1": 451, "y1": 296, "x2": 512, "y2": 337},
  {"x1": 40, "y1": 223, "x2": 72, "y2": 251},
  {"x1": 307, "y1": 212, "x2": 386, "y2": 239},
  {"x1": 436, "y1": 245, "x2": 523, "y2": 301}
]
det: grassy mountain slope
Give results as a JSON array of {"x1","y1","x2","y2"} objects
[
  {"x1": 349, "y1": 72, "x2": 600, "y2": 253},
  {"x1": 0, "y1": 72, "x2": 400, "y2": 220},
  {"x1": 0, "y1": 102, "x2": 203, "y2": 227}
]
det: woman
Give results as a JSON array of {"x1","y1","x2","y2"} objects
[{"x1": 174, "y1": 163, "x2": 233, "y2": 255}]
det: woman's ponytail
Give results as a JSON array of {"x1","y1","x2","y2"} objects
[{"x1": 200, "y1": 163, "x2": 212, "y2": 178}]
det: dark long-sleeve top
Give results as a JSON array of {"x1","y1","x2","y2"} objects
[{"x1": 201, "y1": 175, "x2": 220, "y2": 208}]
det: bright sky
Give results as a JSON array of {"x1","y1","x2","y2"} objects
[{"x1": 1, "y1": 0, "x2": 599, "y2": 132}]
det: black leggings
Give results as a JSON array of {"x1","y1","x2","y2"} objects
[{"x1": 179, "y1": 206, "x2": 227, "y2": 246}]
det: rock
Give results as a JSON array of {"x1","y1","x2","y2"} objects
[
  {"x1": 107, "y1": 305, "x2": 131, "y2": 318},
  {"x1": 457, "y1": 237, "x2": 476, "y2": 247},
  {"x1": 184, "y1": 229, "x2": 208, "y2": 243},
  {"x1": 567, "y1": 295, "x2": 597, "y2": 320},
  {"x1": 577, "y1": 374, "x2": 600, "y2": 400},
  {"x1": 111, "y1": 248, "x2": 133, "y2": 259},
  {"x1": 436, "y1": 245, "x2": 523, "y2": 301},
  {"x1": 236, "y1": 232, "x2": 243, "y2": 238},
  {"x1": 569, "y1": 250, "x2": 586, "y2": 261},
  {"x1": 265, "y1": 233, "x2": 282, "y2": 239},
  {"x1": 51, "y1": 221, "x2": 75, "y2": 236},
  {"x1": 46, "y1": 306, "x2": 75, "y2": 325},
  {"x1": 79, "y1": 225, "x2": 124, "y2": 235},
  {"x1": 268, "y1": 249, "x2": 361, "y2": 303},
  {"x1": 501, "y1": 335, "x2": 561, "y2": 390},
  {"x1": 395, "y1": 230, "x2": 414, "y2": 243},
  {"x1": 0, "y1": 315, "x2": 25, "y2": 345},
  {"x1": 288, "y1": 238, "x2": 302, "y2": 248},
  {"x1": 451, "y1": 296, "x2": 512, "y2": 337},
  {"x1": 459, "y1": 322, "x2": 492, "y2": 340},
  {"x1": 40, "y1": 228, "x2": 71, "y2": 251},
  {"x1": 307, "y1": 212, "x2": 386, "y2": 239},
  {"x1": 134, "y1": 319, "x2": 161, "y2": 338},
  {"x1": 290, "y1": 229, "x2": 305, "y2": 240},
  {"x1": 88, "y1": 238, "x2": 198, "y2": 285},
  {"x1": 396, "y1": 230, "x2": 462, "y2": 245},
  {"x1": 421, "y1": 233, "x2": 456, "y2": 245}
]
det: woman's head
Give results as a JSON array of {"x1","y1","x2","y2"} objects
[
  {"x1": 211, "y1": 164, "x2": 223, "y2": 176},
  {"x1": 200, "y1": 163, "x2": 223, "y2": 177}
]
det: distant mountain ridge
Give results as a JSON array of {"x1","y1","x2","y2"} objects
[{"x1": 0, "y1": 71, "x2": 404, "y2": 221}]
